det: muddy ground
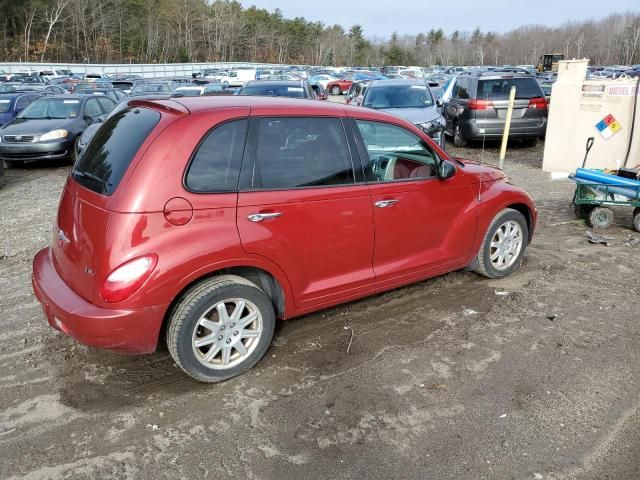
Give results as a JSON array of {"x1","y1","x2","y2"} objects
[{"x1": 1, "y1": 138, "x2": 640, "y2": 480}]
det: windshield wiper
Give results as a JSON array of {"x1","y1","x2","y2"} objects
[{"x1": 71, "y1": 169, "x2": 110, "y2": 187}]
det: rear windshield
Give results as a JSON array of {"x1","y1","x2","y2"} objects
[
  {"x1": 478, "y1": 78, "x2": 543, "y2": 100},
  {"x1": 71, "y1": 107, "x2": 160, "y2": 195}
]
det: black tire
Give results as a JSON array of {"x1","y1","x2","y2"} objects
[
  {"x1": 331, "y1": 86, "x2": 341, "y2": 96},
  {"x1": 588, "y1": 207, "x2": 613, "y2": 229},
  {"x1": 633, "y1": 207, "x2": 640, "y2": 233},
  {"x1": 0, "y1": 160, "x2": 5, "y2": 187},
  {"x1": 574, "y1": 203, "x2": 595, "y2": 219},
  {"x1": 167, "y1": 275, "x2": 276, "y2": 383},
  {"x1": 70, "y1": 137, "x2": 80, "y2": 165},
  {"x1": 453, "y1": 122, "x2": 467, "y2": 147},
  {"x1": 474, "y1": 208, "x2": 529, "y2": 279},
  {"x1": 521, "y1": 137, "x2": 538, "y2": 147}
]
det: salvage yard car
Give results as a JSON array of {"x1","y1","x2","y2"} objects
[
  {"x1": 443, "y1": 72, "x2": 548, "y2": 147},
  {"x1": 32, "y1": 96, "x2": 537, "y2": 383},
  {"x1": 0, "y1": 95, "x2": 115, "y2": 164}
]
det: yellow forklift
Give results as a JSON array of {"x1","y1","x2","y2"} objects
[{"x1": 538, "y1": 53, "x2": 565, "y2": 72}]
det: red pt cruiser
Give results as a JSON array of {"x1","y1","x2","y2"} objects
[{"x1": 32, "y1": 97, "x2": 537, "y2": 382}]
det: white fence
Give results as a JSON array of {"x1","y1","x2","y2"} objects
[{"x1": 0, "y1": 62, "x2": 286, "y2": 79}]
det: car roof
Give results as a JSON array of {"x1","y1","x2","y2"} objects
[
  {"x1": 245, "y1": 80, "x2": 306, "y2": 87},
  {"x1": 0, "y1": 92, "x2": 38, "y2": 99},
  {"x1": 37, "y1": 94, "x2": 86, "y2": 101},
  {"x1": 369, "y1": 79, "x2": 427, "y2": 87},
  {"x1": 148, "y1": 95, "x2": 345, "y2": 114}
]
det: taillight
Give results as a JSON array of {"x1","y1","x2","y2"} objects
[
  {"x1": 528, "y1": 97, "x2": 547, "y2": 109},
  {"x1": 468, "y1": 99, "x2": 493, "y2": 110},
  {"x1": 100, "y1": 254, "x2": 158, "y2": 303}
]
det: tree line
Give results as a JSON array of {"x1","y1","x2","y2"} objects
[{"x1": 0, "y1": 0, "x2": 638, "y2": 67}]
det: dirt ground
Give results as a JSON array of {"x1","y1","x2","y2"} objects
[{"x1": 1, "y1": 134, "x2": 640, "y2": 480}]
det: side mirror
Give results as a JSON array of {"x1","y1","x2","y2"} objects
[
  {"x1": 438, "y1": 160, "x2": 456, "y2": 180},
  {"x1": 436, "y1": 99, "x2": 443, "y2": 108}
]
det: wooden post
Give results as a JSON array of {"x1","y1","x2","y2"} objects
[{"x1": 499, "y1": 85, "x2": 517, "y2": 169}]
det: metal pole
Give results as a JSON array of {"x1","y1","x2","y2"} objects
[{"x1": 499, "y1": 85, "x2": 517, "y2": 169}]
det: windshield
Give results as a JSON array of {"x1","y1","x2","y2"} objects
[
  {"x1": 18, "y1": 98, "x2": 81, "y2": 119},
  {"x1": 239, "y1": 84, "x2": 305, "y2": 98},
  {"x1": 0, "y1": 99, "x2": 12, "y2": 113},
  {"x1": 363, "y1": 85, "x2": 434, "y2": 109}
]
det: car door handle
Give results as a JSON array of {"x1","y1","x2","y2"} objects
[
  {"x1": 247, "y1": 212, "x2": 282, "y2": 222},
  {"x1": 374, "y1": 199, "x2": 399, "y2": 208}
]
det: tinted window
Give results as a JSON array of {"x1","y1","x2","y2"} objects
[
  {"x1": 478, "y1": 78, "x2": 543, "y2": 100},
  {"x1": 72, "y1": 107, "x2": 160, "y2": 195},
  {"x1": 253, "y1": 117, "x2": 353, "y2": 189},
  {"x1": 356, "y1": 120, "x2": 438, "y2": 182},
  {"x1": 84, "y1": 98, "x2": 102, "y2": 117},
  {"x1": 185, "y1": 119, "x2": 248, "y2": 192},
  {"x1": 455, "y1": 78, "x2": 470, "y2": 99}
]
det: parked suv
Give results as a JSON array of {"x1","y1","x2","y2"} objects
[
  {"x1": 32, "y1": 96, "x2": 536, "y2": 382},
  {"x1": 443, "y1": 73, "x2": 548, "y2": 147}
]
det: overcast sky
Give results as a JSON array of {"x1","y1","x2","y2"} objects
[{"x1": 239, "y1": 0, "x2": 638, "y2": 38}]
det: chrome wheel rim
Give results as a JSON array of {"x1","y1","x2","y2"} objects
[
  {"x1": 192, "y1": 298, "x2": 262, "y2": 370},
  {"x1": 490, "y1": 220, "x2": 523, "y2": 271}
]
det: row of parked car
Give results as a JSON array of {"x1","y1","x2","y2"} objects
[{"x1": 0, "y1": 66, "x2": 552, "y2": 186}]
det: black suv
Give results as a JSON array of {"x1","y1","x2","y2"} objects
[{"x1": 443, "y1": 73, "x2": 548, "y2": 146}]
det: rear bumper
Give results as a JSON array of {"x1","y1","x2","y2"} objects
[
  {"x1": 32, "y1": 247, "x2": 166, "y2": 354},
  {"x1": 0, "y1": 139, "x2": 73, "y2": 162},
  {"x1": 463, "y1": 118, "x2": 547, "y2": 140}
]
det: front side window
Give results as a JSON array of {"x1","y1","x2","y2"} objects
[
  {"x1": 252, "y1": 117, "x2": 353, "y2": 189},
  {"x1": 356, "y1": 120, "x2": 438, "y2": 182},
  {"x1": 185, "y1": 119, "x2": 248, "y2": 193},
  {"x1": 84, "y1": 98, "x2": 102, "y2": 118}
]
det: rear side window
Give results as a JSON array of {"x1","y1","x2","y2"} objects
[
  {"x1": 185, "y1": 119, "x2": 248, "y2": 192},
  {"x1": 478, "y1": 78, "x2": 543, "y2": 100},
  {"x1": 252, "y1": 117, "x2": 354, "y2": 189},
  {"x1": 72, "y1": 107, "x2": 160, "y2": 195}
]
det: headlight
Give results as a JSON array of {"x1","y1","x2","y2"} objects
[
  {"x1": 39, "y1": 129, "x2": 68, "y2": 141},
  {"x1": 417, "y1": 120, "x2": 444, "y2": 134}
]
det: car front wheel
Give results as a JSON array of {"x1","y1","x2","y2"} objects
[
  {"x1": 167, "y1": 275, "x2": 276, "y2": 382},
  {"x1": 474, "y1": 208, "x2": 529, "y2": 278},
  {"x1": 331, "y1": 86, "x2": 341, "y2": 96}
]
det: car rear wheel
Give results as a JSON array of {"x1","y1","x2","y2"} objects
[
  {"x1": 331, "y1": 86, "x2": 341, "y2": 96},
  {"x1": 167, "y1": 275, "x2": 275, "y2": 383},
  {"x1": 474, "y1": 208, "x2": 528, "y2": 278},
  {"x1": 453, "y1": 122, "x2": 467, "y2": 147}
]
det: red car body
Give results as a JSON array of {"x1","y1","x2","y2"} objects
[{"x1": 32, "y1": 96, "x2": 536, "y2": 355}]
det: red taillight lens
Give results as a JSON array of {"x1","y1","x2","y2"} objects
[
  {"x1": 468, "y1": 99, "x2": 493, "y2": 110},
  {"x1": 100, "y1": 254, "x2": 158, "y2": 303},
  {"x1": 528, "y1": 97, "x2": 547, "y2": 109}
]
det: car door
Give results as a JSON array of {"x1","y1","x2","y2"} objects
[
  {"x1": 350, "y1": 118, "x2": 477, "y2": 290},
  {"x1": 236, "y1": 115, "x2": 375, "y2": 309},
  {"x1": 444, "y1": 77, "x2": 470, "y2": 133}
]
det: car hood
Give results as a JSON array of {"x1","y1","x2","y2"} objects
[
  {"x1": 378, "y1": 107, "x2": 441, "y2": 124},
  {"x1": 0, "y1": 117, "x2": 79, "y2": 135},
  {"x1": 454, "y1": 157, "x2": 507, "y2": 184}
]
